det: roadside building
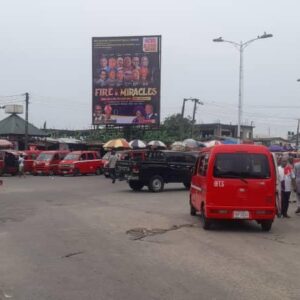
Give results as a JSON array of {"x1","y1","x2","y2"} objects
[
  {"x1": 196, "y1": 123, "x2": 254, "y2": 141},
  {"x1": 0, "y1": 114, "x2": 48, "y2": 150}
]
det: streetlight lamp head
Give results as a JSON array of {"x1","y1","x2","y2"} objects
[
  {"x1": 213, "y1": 37, "x2": 224, "y2": 42},
  {"x1": 297, "y1": 79, "x2": 300, "y2": 82},
  {"x1": 258, "y1": 32, "x2": 273, "y2": 39}
]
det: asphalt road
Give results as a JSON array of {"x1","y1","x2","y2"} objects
[{"x1": 0, "y1": 175, "x2": 299, "y2": 300}]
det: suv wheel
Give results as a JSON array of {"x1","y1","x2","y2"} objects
[
  {"x1": 128, "y1": 180, "x2": 144, "y2": 191},
  {"x1": 149, "y1": 175, "x2": 164, "y2": 192}
]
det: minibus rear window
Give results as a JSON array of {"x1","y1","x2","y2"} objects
[{"x1": 213, "y1": 153, "x2": 270, "y2": 179}]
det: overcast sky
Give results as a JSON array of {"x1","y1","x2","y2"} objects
[{"x1": 0, "y1": 0, "x2": 300, "y2": 137}]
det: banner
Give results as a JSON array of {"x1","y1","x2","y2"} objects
[{"x1": 92, "y1": 36, "x2": 161, "y2": 125}]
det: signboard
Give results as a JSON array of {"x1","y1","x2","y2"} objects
[
  {"x1": 5, "y1": 105, "x2": 23, "y2": 114},
  {"x1": 92, "y1": 36, "x2": 161, "y2": 125}
]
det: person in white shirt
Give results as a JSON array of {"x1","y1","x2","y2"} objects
[
  {"x1": 18, "y1": 154, "x2": 25, "y2": 177},
  {"x1": 278, "y1": 158, "x2": 295, "y2": 218}
]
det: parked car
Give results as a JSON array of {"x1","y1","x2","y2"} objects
[
  {"x1": 58, "y1": 151, "x2": 104, "y2": 176},
  {"x1": 190, "y1": 145, "x2": 276, "y2": 231},
  {"x1": 33, "y1": 150, "x2": 69, "y2": 175},
  {"x1": 119, "y1": 150, "x2": 198, "y2": 192},
  {"x1": 0, "y1": 150, "x2": 19, "y2": 176},
  {"x1": 22, "y1": 150, "x2": 41, "y2": 174}
]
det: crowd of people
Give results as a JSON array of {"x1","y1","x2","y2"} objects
[
  {"x1": 94, "y1": 55, "x2": 151, "y2": 87},
  {"x1": 278, "y1": 155, "x2": 300, "y2": 217}
]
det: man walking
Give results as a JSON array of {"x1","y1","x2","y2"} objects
[
  {"x1": 294, "y1": 160, "x2": 300, "y2": 214},
  {"x1": 108, "y1": 150, "x2": 118, "y2": 184},
  {"x1": 18, "y1": 154, "x2": 25, "y2": 178},
  {"x1": 278, "y1": 158, "x2": 295, "y2": 218}
]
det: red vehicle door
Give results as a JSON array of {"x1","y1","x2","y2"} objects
[{"x1": 191, "y1": 152, "x2": 210, "y2": 212}]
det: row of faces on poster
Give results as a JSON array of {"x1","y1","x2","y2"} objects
[
  {"x1": 94, "y1": 55, "x2": 153, "y2": 87},
  {"x1": 93, "y1": 103, "x2": 158, "y2": 125}
]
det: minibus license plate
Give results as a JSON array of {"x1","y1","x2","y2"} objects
[{"x1": 233, "y1": 211, "x2": 249, "y2": 219}]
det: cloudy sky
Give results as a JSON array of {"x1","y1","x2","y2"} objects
[{"x1": 0, "y1": 0, "x2": 299, "y2": 137}]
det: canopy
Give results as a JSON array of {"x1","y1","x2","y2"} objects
[
  {"x1": 147, "y1": 140, "x2": 167, "y2": 149},
  {"x1": 269, "y1": 145, "x2": 284, "y2": 152},
  {"x1": 129, "y1": 139, "x2": 147, "y2": 149},
  {"x1": 103, "y1": 138, "x2": 130, "y2": 149},
  {"x1": 183, "y1": 139, "x2": 198, "y2": 149},
  {"x1": 0, "y1": 139, "x2": 13, "y2": 149},
  {"x1": 171, "y1": 141, "x2": 186, "y2": 151}
]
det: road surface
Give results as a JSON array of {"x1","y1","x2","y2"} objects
[{"x1": 0, "y1": 175, "x2": 299, "y2": 300}]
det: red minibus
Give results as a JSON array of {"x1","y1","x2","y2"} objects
[
  {"x1": 190, "y1": 145, "x2": 276, "y2": 231},
  {"x1": 58, "y1": 151, "x2": 104, "y2": 176},
  {"x1": 33, "y1": 150, "x2": 69, "y2": 175}
]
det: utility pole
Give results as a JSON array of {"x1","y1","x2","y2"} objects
[
  {"x1": 24, "y1": 92, "x2": 29, "y2": 150},
  {"x1": 181, "y1": 98, "x2": 204, "y2": 139},
  {"x1": 296, "y1": 119, "x2": 300, "y2": 151}
]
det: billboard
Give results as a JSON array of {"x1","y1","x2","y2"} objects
[{"x1": 92, "y1": 36, "x2": 161, "y2": 125}]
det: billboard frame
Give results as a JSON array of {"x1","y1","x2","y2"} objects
[{"x1": 92, "y1": 35, "x2": 161, "y2": 128}]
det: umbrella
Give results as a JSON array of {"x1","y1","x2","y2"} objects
[
  {"x1": 269, "y1": 145, "x2": 284, "y2": 152},
  {"x1": 147, "y1": 140, "x2": 167, "y2": 149},
  {"x1": 204, "y1": 140, "x2": 222, "y2": 148},
  {"x1": 183, "y1": 139, "x2": 198, "y2": 149},
  {"x1": 129, "y1": 139, "x2": 147, "y2": 149},
  {"x1": 103, "y1": 138, "x2": 130, "y2": 149},
  {"x1": 0, "y1": 139, "x2": 12, "y2": 149},
  {"x1": 171, "y1": 141, "x2": 186, "y2": 151},
  {"x1": 222, "y1": 138, "x2": 238, "y2": 145}
]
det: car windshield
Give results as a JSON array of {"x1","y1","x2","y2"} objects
[
  {"x1": 64, "y1": 153, "x2": 80, "y2": 160},
  {"x1": 36, "y1": 153, "x2": 54, "y2": 161},
  {"x1": 213, "y1": 153, "x2": 270, "y2": 179}
]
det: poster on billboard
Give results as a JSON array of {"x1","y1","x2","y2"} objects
[{"x1": 92, "y1": 36, "x2": 161, "y2": 126}]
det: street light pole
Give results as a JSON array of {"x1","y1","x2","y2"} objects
[{"x1": 213, "y1": 32, "x2": 273, "y2": 143}]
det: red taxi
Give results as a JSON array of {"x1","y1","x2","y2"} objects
[
  {"x1": 22, "y1": 150, "x2": 41, "y2": 174},
  {"x1": 33, "y1": 150, "x2": 69, "y2": 175},
  {"x1": 58, "y1": 151, "x2": 104, "y2": 176},
  {"x1": 190, "y1": 145, "x2": 276, "y2": 231}
]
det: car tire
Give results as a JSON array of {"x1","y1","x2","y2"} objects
[
  {"x1": 95, "y1": 168, "x2": 102, "y2": 175},
  {"x1": 261, "y1": 220, "x2": 272, "y2": 232},
  {"x1": 128, "y1": 180, "x2": 144, "y2": 191},
  {"x1": 149, "y1": 175, "x2": 164, "y2": 192},
  {"x1": 201, "y1": 206, "x2": 212, "y2": 230},
  {"x1": 183, "y1": 182, "x2": 191, "y2": 190},
  {"x1": 190, "y1": 199, "x2": 196, "y2": 216},
  {"x1": 73, "y1": 169, "x2": 80, "y2": 176}
]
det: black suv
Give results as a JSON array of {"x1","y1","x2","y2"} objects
[{"x1": 122, "y1": 150, "x2": 198, "y2": 192}]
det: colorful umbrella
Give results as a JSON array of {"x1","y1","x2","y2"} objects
[
  {"x1": 268, "y1": 145, "x2": 283, "y2": 152},
  {"x1": 129, "y1": 139, "x2": 147, "y2": 149},
  {"x1": 0, "y1": 139, "x2": 12, "y2": 149},
  {"x1": 147, "y1": 140, "x2": 167, "y2": 149},
  {"x1": 103, "y1": 138, "x2": 130, "y2": 149},
  {"x1": 204, "y1": 140, "x2": 222, "y2": 148}
]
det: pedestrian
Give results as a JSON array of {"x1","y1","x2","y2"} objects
[
  {"x1": 294, "y1": 161, "x2": 300, "y2": 214},
  {"x1": 278, "y1": 157, "x2": 295, "y2": 218},
  {"x1": 18, "y1": 154, "x2": 25, "y2": 177},
  {"x1": 108, "y1": 149, "x2": 118, "y2": 184}
]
